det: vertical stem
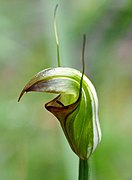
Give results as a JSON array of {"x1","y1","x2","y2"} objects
[{"x1": 78, "y1": 158, "x2": 89, "y2": 180}]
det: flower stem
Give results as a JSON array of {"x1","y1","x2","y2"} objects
[{"x1": 78, "y1": 158, "x2": 89, "y2": 180}]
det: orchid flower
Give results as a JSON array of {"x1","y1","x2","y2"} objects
[{"x1": 18, "y1": 5, "x2": 101, "y2": 180}]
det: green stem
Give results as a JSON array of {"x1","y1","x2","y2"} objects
[{"x1": 78, "y1": 158, "x2": 89, "y2": 180}]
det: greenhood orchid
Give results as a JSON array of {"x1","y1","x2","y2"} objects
[
  {"x1": 18, "y1": 65, "x2": 101, "y2": 160},
  {"x1": 18, "y1": 5, "x2": 101, "y2": 163}
]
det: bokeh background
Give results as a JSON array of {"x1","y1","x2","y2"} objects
[{"x1": 0, "y1": 0, "x2": 132, "y2": 179}]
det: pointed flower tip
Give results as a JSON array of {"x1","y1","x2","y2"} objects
[
  {"x1": 17, "y1": 72, "x2": 43, "y2": 102},
  {"x1": 18, "y1": 89, "x2": 26, "y2": 102}
]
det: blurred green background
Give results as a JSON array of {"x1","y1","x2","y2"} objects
[{"x1": 0, "y1": 0, "x2": 132, "y2": 179}]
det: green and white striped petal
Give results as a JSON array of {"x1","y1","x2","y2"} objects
[{"x1": 18, "y1": 67, "x2": 101, "y2": 160}]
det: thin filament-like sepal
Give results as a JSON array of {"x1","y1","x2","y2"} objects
[
  {"x1": 54, "y1": 4, "x2": 61, "y2": 67},
  {"x1": 79, "y1": 34, "x2": 86, "y2": 98}
]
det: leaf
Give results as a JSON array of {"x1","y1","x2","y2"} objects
[{"x1": 18, "y1": 67, "x2": 101, "y2": 160}]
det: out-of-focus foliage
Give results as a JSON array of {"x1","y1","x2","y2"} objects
[{"x1": 0, "y1": 0, "x2": 131, "y2": 180}]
